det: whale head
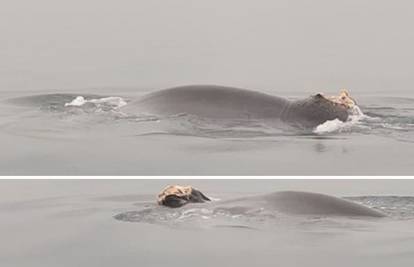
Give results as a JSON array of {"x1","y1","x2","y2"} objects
[
  {"x1": 283, "y1": 92, "x2": 351, "y2": 128},
  {"x1": 157, "y1": 185, "x2": 211, "y2": 208}
]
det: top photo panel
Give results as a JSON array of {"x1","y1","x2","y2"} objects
[{"x1": 1, "y1": 1, "x2": 413, "y2": 175}]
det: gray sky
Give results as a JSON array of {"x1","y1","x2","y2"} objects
[{"x1": 1, "y1": 0, "x2": 413, "y2": 93}]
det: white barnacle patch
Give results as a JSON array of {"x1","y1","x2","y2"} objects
[{"x1": 325, "y1": 89, "x2": 356, "y2": 109}]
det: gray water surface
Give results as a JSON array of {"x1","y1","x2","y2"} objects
[
  {"x1": 1, "y1": 89, "x2": 414, "y2": 175},
  {"x1": 1, "y1": 179, "x2": 413, "y2": 267}
]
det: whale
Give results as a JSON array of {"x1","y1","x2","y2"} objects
[
  {"x1": 114, "y1": 190, "x2": 385, "y2": 225},
  {"x1": 155, "y1": 186, "x2": 385, "y2": 217},
  {"x1": 125, "y1": 85, "x2": 357, "y2": 129}
]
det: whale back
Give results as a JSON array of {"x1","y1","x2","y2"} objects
[
  {"x1": 262, "y1": 191, "x2": 386, "y2": 217},
  {"x1": 201, "y1": 191, "x2": 386, "y2": 218},
  {"x1": 129, "y1": 85, "x2": 289, "y2": 119}
]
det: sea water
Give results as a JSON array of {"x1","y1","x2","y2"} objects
[
  {"x1": 1, "y1": 88, "x2": 414, "y2": 175},
  {"x1": 0, "y1": 179, "x2": 413, "y2": 267}
]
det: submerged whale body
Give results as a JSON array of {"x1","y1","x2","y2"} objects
[
  {"x1": 127, "y1": 85, "x2": 355, "y2": 128},
  {"x1": 114, "y1": 190, "x2": 385, "y2": 225},
  {"x1": 155, "y1": 186, "x2": 385, "y2": 217}
]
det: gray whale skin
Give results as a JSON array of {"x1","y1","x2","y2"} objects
[
  {"x1": 237, "y1": 191, "x2": 386, "y2": 217},
  {"x1": 128, "y1": 85, "x2": 352, "y2": 128}
]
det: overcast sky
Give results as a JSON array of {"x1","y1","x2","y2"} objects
[{"x1": 1, "y1": 0, "x2": 413, "y2": 93}]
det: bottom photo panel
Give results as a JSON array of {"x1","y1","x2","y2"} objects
[{"x1": 1, "y1": 179, "x2": 413, "y2": 267}]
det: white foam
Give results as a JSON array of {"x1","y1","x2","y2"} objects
[
  {"x1": 88, "y1": 97, "x2": 127, "y2": 107},
  {"x1": 314, "y1": 119, "x2": 345, "y2": 134},
  {"x1": 313, "y1": 105, "x2": 366, "y2": 134},
  {"x1": 65, "y1": 96, "x2": 127, "y2": 108},
  {"x1": 380, "y1": 123, "x2": 406, "y2": 130},
  {"x1": 64, "y1": 96, "x2": 86, "y2": 107}
]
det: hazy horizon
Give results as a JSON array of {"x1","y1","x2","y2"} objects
[
  {"x1": 1, "y1": 179, "x2": 413, "y2": 203},
  {"x1": 1, "y1": 0, "x2": 414, "y2": 94}
]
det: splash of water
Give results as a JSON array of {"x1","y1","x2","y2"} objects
[
  {"x1": 313, "y1": 105, "x2": 367, "y2": 134},
  {"x1": 65, "y1": 96, "x2": 127, "y2": 108}
]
